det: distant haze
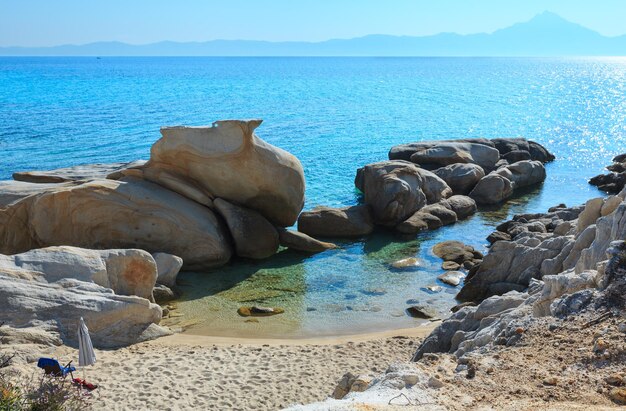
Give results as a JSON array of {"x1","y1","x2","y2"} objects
[{"x1": 2, "y1": 12, "x2": 626, "y2": 56}]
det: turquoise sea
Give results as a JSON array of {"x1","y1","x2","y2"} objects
[{"x1": 1, "y1": 57, "x2": 624, "y2": 337}]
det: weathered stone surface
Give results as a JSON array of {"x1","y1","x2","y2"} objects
[
  {"x1": 412, "y1": 291, "x2": 529, "y2": 360},
  {"x1": 0, "y1": 273, "x2": 168, "y2": 348},
  {"x1": 214, "y1": 198, "x2": 279, "y2": 259},
  {"x1": 415, "y1": 168, "x2": 453, "y2": 204},
  {"x1": 359, "y1": 160, "x2": 426, "y2": 226},
  {"x1": 0, "y1": 180, "x2": 69, "y2": 207},
  {"x1": 153, "y1": 252, "x2": 183, "y2": 288},
  {"x1": 433, "y1": 241, "x2": 476, "y2": 263},
  {"x1": 420, "y1": 203, "x2": 457, "y2": 225},
  {"x1": 297, "y1": 205, "x2": 374, "y2": 238},
  {"x1": 0, "y1": 178, "x2": 232, "y2": 269},
  {"x1": 388, "y1": 139, "x2": 495, "y2": 161},
  {"x1": 487, "y1": 230, "x2": 511, "y2": 245},
  {"x1": 0, "y1": 246, "x2": 158, "y2": 300},
  {"x1": 494, "y1": 160, "x2": 546, "y2": 189},
  {"x1": 133, "y1": 120, "x2": 305, "y2": 227},
  {"x1": 409, "y1": 142, "x2": 500, "y2": 170},
  {"x1": 396, "y1": 211, "x2": 441, "y2": 233},
  {"x1": 576, "y1": 202, "x2": 626, "y2": 273},
  {"x1": 13, "y1": 161, "x2": 146, "y2": 183},
  {"x1": 469, "y1": 173, "x2": 514, "y2": 205},
  {"x1": 446, "y1": 195, "x2": 477, "y2": 219},
  {"x1": 434, "y1": 163, "x2": 485, "y2": 195},
  {"x1": 457, "y1": 236, "x2": 573, "y2": 302},
  {"x1": 502, "y1": 150, "x2": 531, "y2": 163},
  {"x1": 277, "y1": 228, "x2": 337, "y2": 253}
]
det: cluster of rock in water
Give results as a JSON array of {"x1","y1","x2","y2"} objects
[
  {"x1": 589, "y1": 152, "x2": 626, "y2": 193},
  {"x1": 299, "y1": 187, "x2": 626, "y2": 409},
  {"x1": 0, "y1": 119, "x2": 557, "y2": 349}
]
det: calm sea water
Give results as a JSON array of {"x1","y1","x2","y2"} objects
[{"x1": 1, "y1": 57, "x2": 625, "y2": 337}]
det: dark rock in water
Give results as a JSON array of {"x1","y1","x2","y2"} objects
[
  {"x1": 359, "y1": 161, "x2": 427, "y2": 226},
  {"x1": 491, "y1": 138, "x2": 530, "y2": 155},
  {"x1": 528, "y1": 141, "x2": 556, "y2": 162},
  {"x1": 469, "y1": 173, "x2": 514, "y2": 205},
  {"x1": 421, "y1": 203, "x2": 457, "y2": 226},
  {"x1": 238, "y1": 306, "x2": 285, "y2": 317},
  {"x1": 434, "y1": 163, "x2": 485, "y2": 195},
  {"x1": 432, "y1": 241, "x2": 475, "y2": 263},
  {"x1": 589, "y1": 170, "x2": 626, "y2": 194},
  {"x1": 388, "y1": 139, "x2": 495, "y2": 161},
  {"x1": 298, "y1": 205, "x2": 374, "y2": 238},
  {"x1": 406, "y1": 305, "x2": 440, "y2": 320},
  {"x1": 396, "y1": 210, "x2": 442, "y2": 234},
  {"x1": 306, "y1": 307, "x2": 317, "y2": 312},
  {"x1": 487, "y1": 231, "x2": 512, "y2": 245},
  {"x1": 277, "y1": 227, "x2": 337, "y2": 253},
  {"x1": 442, "y1": 261, "x2": 461, "y2": 271},
  {"x1": 406, "y1": 298, "x2": 421, "y2": 305},
  {"x1": 502, "y1": 150, "x2": 531, "y2": 163},
  {"x1": 548, "y1": 203, "x2": 567, "y2": 212},
  {"x1": 446, "y1": 195, "x2": 477, "y2": 219}
]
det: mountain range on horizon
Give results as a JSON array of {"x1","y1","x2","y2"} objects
[{"x1": 2, "y1": 11, "x2": 626, "y2": 57}]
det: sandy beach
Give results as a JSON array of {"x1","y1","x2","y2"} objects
[{"x1": 39, "y1": 325, "x2": 436, "y2": 411}]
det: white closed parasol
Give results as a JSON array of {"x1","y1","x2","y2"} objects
[{"x1": 77, "y1": 317, "x2": 96, "y2": 379}]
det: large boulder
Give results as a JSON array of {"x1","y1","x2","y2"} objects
[
  {"x1": 153, "y1": 253, "x2": 183, "y2": 288},
  {"x1": 388, "y1": 138, "x2": 495, "y2": 161},
  {"x1": 0, "y1": 274, "x2": 167, "y2": 348},
  {"x1": 127, "y1": 120, "x2": 305, "y2": 227},
  {"x1": 457, "y1": 236, "x2": 573, "y2": 302},
  {"x1": 213, "y1": 198, "x2": 279, "y2": 259},
  {"x1": 0, "y1": 178, "x2": 232, "y2": 270},
  {"x1": 469, "y1": 173, "x2": 515, "y2": 205},
  {"x1": 446, "y1": 195, "x2": 477, "y2": 219},
  {"x1": 359, "y1": 161, "x2": 427, "y2": 226},
  {"x1": 298, "y1": 205, "x2": 374, "y2": 238},
  {"x1": 434, "y1": 163, "x2": 485, "y2": 195},
  {"x1": 12, "y1": 161, "x2": 146, "y2": 183},
  {"x1": 409, "y1": 142, "x2": 500, "y2": 170},
  {"x1": 494, "y1": 160, "x2": 546, "y2": 189},
  {"x1": 0, "y1": 246, "x2": 160, "y2": 300}
]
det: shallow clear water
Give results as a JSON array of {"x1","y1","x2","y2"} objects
[{"x1": 1, "y1": 57, "x2": 625, "y2": 337}]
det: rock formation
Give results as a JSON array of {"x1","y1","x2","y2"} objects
[
  {"x1": 0, "y1": 178, "x2": 232, "y2": 269},
  {"x1": 589, "y1": 153, "x2": 626, "y2": 193},
  {"x1": 123, "y1": 120, "x2": 305, "y2": 227},
  {"x1": 297, "y1": 205, "x2": 374, "y2": 238},
  {"x1": 0, "y1": 246, "x2": 172, "y2": 348},
  {"x1": 213, "y1": 198, "x2": 279, "y2": 259}
]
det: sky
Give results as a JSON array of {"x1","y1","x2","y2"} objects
[{"x1": 1, "y1": 0, "x2": 626, "y2": 47}]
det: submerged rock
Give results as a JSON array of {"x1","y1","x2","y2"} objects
[
  {"x1": 237, "y1": 306, "x2": 285, "y2": 317},
  {"x1": 406, "y1": 305, "x2": 440, "y2": 320},
  {"x1": 437, "y1": 270, "x2": 466, "y2": 286}
]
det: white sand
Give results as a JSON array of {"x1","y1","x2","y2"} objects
[{"x1": 45, "y1": 325, "x2": 435, "y2": 411}]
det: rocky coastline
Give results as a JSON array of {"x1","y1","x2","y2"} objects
[{"x1": 5, "y1": 119, "x2": 624, "y2": 408}]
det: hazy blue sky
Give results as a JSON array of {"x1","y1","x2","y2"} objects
[{"x1": 1, "y1": 0, "x2": 625, "y2": 47}]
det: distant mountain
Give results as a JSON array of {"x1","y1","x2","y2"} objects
[{"x1": 2, "y1": 12, "x2": 626, "y2": 56}]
